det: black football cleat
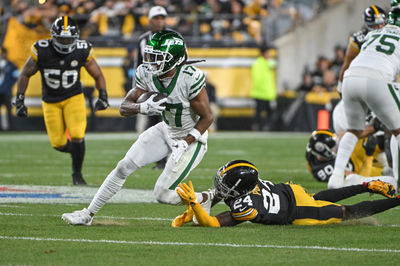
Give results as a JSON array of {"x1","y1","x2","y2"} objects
[{"x1": 72, "y1": 173, "x2": 87, "y2": 186}]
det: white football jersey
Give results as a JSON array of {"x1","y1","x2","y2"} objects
[
  {"x1": 135, "y1": 64, "x2": 206, "y2": 139},
  {"x1": 349, "y1": 25, "x2": 400, "y2": 81}
]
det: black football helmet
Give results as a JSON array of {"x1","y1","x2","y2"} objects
[
  {"x1": 50, "y1": 16, "x2": 79, "y2": 54},
  {"x1": 306, "y1": 130, "x2": 339, "y2": 160},
  {"x1": 364, "y1": 5, "x2": 387, "y2": 30},
  {"x1": 213, "y1": 160, "x2": 259, "y2": 200}
]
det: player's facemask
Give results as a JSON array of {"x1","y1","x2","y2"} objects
[{"x1": 143, "y1": 46, "x2": 173, "y2": 76}]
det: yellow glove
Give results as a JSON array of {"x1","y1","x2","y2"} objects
[
  {"x1": 177, "y1": 180, "x2": 198, "y2": 205},
  {"x1": 177, "y1": 181, "x2": 221, "y2": 228},
  {"x1": 171, "y1": 205, "x2": 194, "y2": 227}
]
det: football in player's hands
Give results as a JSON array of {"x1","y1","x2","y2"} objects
[{"x1": 136, "y1": 92, "x2": 167, "y2": 106}]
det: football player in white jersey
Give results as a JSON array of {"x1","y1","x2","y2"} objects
[
  {"x1": 61, "y1": 30, "x2": 214, "y2": 226},
  {"x1": 329, "y1": 7, "x2": 400, "y2": 189}
]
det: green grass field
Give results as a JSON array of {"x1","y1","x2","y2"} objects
[{"x1": 1, "y1": 132, "x2": 400, "y2": 265}]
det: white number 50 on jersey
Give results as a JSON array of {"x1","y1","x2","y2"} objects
[{"x1": 43, "y1": 69, "x2": 78, "y2": 89}]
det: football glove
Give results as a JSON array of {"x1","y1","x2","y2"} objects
[
  {"x1": 171, "y1": 205, "x2": 194, "y2": 227},
  {"x1": 171, "y1": 140, "x2": 188, "y2": 164},
  {"x1": 177, "y1": 181, "x2": 197, "y2": 205},
  {"x1": 363, "y1": 135, "x2": 377, "y2": 156},
  {"x1": 94, "y1": 89, "x2": 109, "y2": 111},
  {"x1": 139, "y1": 94, "x2": 167, "y2": 116},
  {"x1": 15, "y1": 93, "x2": 28, "y2": 117}
]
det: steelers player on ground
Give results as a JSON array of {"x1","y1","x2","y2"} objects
[
  {"x1": 16, "y1": 16, "x2": 109, "y2": 185},
  {"x1": 172, "y1": 160, "x2": 398, "y2": 227},
  {"x1": 306, "y1": 129, "x2": 397, "y2": 190},
  {"x1": 61, "y1": 30, "x2": 214, "y2": 225}
]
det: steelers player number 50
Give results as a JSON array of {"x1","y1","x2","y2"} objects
[{"x1": 43, "y1": 69, "x2": 78, "y2": 89}]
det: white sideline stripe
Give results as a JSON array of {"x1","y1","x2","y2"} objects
[
  {"x1": 0, "y1": 212, "x2": 171, "y2": 221},
  {"x1": 1, "y1": 235, "x2": 400, "y2": 253}
]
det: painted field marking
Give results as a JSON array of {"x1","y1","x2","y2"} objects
[
  {"x1": 0, "y1": 185, "x2": 156, "y2": 204},
  {"x1": 0, "y1": 212, "x2": 171, "y2": 221},
  {"x1": 1, "y1": 235, "x2": 399, "y2": 253}
]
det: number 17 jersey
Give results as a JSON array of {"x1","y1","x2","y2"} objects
[{"x1": 135, "y1": 64, "x2": 207, "y2": 140}]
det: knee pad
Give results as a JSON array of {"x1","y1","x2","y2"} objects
[
  {"x1": 115, "y1": 158, "x2": 138, "y2": 179},
  {"x1": 153, "y1": 186, "x2": 180, "y2": 205}
]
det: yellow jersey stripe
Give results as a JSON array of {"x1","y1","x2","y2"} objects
[
  {"x1": 30, "y1": 45, "x2": 38, "y2": 61},
  {"x1": 220, "y1": 163, "x2": 258, "y2": 176},
  {"x1": 87, "y1": 47, "x2": 94, "y2": 61},
  {"x1": 292, "y1": 217, "x2": 342, "y2": 225},
  {"x1": 232, "y1": 208, "x2": 258, "y2": 221},
  {"x1": 64, "y1": 16, "x2": 68, "y2": 31}
]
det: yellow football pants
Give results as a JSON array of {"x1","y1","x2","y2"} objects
[
  {"x1": 42, "y1": 93, "x2": 87, "y2": 148},
  {"x1": 290, "y1": 184, "x2": 343, "y2": 225}
]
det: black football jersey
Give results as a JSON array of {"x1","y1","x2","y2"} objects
[
  {"x1": 349, "y1": 28, "x2": 368, "y2": 52},
  {"x1": 306, "y1": 150, "x2": 354, "y2": 182},
  {"x1": 228, "y1": 179, "x2": 296, "y2": 225},
  {"x1": 31, "y1": 39, "x2": 93, "y2": 103}
]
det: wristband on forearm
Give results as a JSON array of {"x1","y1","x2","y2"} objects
[
  {"x1": 189, "y1": 128, "x2": 201, "y2": 141},
  {"x1": 98, "y1": 89, "x2": 107, "y2": 99},
  {"x1": 16, "y1": 93, "x2": 25, "y2": 102}
]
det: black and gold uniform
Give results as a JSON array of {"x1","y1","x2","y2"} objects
[
  {"x1": 306, "y1": 151, "x2": 354, "y2": 182},
  {"x1": 16, "y1": 16, "x2": 109, "y2": 185},
  {"x1": 306, "y1": 141, "x2": 383, "y2": 182},
  {"x1": 173, "y1": 160, "x2": 399, "y2": 228},
  {"x1": 348, "y1": 28, "x2": 368, "y2": 53},
  {"x1": 31, "y1": 39, "x2": 92, "y2": 147},
  {"x1": 229, "y1": 179, "x2": 343, "y2": 226},
  {"x1": 31, "y1": 38, "x2": 93, "y2": 103}
]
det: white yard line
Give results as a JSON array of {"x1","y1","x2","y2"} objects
[{"x1": 0, "y1": 235, "x2": 399, "y2": 253}]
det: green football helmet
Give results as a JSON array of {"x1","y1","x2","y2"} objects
[
  {"x1": 143, "y1": 30, "x2": 187, "y2": 76},
  {"x1": 388, "y1": 6, "x2": 400, "y2": 27}
]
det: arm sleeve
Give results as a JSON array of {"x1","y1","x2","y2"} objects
[
  {"x1": 231, "y1": 207, "x2": 258, "y2": 221},
  {"x1": 190, "y1": 202, "x2": 221, "y2": 227}
]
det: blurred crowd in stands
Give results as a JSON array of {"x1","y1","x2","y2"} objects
[
  {"x1": 296, "y1": 45, "x2": 344, "y2": 93},
  {"x1": 1, "y1": 0, "x2": 340, "y2": 46}
]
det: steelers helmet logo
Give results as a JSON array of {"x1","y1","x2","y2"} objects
[
  {"x1": 71, "y1": 60, "x2": 78, "y2": 67},
  {"x1": 315, "y1": 141, "x2": 325, "y2": 152}
]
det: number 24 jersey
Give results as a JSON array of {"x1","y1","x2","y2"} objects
[{"x1": 228, "y1": 179, "x2": 296, "y2": 225}]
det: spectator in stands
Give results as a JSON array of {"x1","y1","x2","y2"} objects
[
  {"x1": 262, "y1": 0, "x2": 296, "y2": 43},
  {"x1": 296, "y1": 68, "x2": 314, "y2": 92},
  {"x1": 0, "y1": 48, "x2": 18, "y2": 131},
  {"x1": 251, "y1": 45, "x2": 277, "y2": 131},
  {"x1": 87, "y1": 0, "x2": 133, "y2": 37},
  {"x1": 311, "y1": 55, "x2": 330, "y2": 86},
  {"x1": 330, "y1": 45, "x2": 345, "y2": 79}
]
